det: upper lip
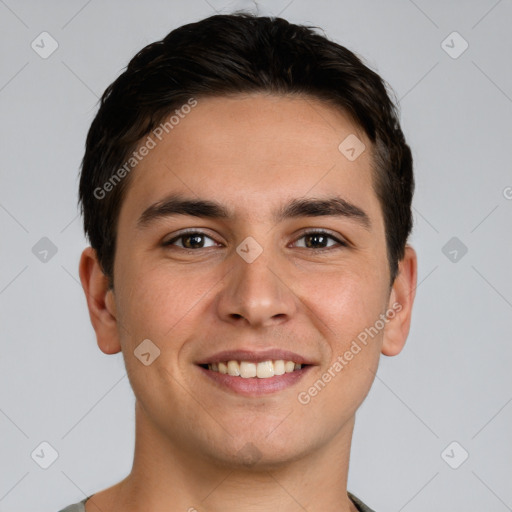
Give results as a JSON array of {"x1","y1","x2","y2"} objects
[{"x1": 195, "y1": 349, "x2": 317, "y2": 366}]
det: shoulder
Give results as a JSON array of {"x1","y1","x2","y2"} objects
[
  {"x1": 348, "y1": 491, "x2": 377, "y2": 512},
  {"x1": 56, "y1": 497, "x2": 88, "y2": 512}
]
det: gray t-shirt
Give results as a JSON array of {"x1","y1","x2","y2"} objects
[{"x1": 58, "y1": 491, "x2": 376, "y2": 511}]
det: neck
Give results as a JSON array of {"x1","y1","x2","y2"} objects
[{"x1": 86, "y1": 400, "x2": 359, "y2": 512}]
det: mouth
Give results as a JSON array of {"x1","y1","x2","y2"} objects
[
  {"x1": 195, "y1": 350, "x2": 315, "y2": 396},
  {"x1": 198, "y1": 359, "x2": 307, "y2": 378}
]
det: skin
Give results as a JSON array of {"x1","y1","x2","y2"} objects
[{"x1": 79, "y1": 93, "x2": 417, "y2": 512}]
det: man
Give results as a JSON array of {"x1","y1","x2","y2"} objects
[{"x1": 61, "y1": 11, "x2": 417, "y2": 512}]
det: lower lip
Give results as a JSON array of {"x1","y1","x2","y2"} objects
[{"x1": 196, "y1": 365, "x2": 313, "y2": 396}]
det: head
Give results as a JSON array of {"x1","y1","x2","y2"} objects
[
  {"x1": 80, "y1": 13, "x2": 413, "y2": 291},
  {"x1": 78, "y1": 13, "x2": 417, "y2": 469}
]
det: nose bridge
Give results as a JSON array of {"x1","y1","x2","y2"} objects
[{"x1": 216, "y1": 237, "x2": 296, "y2": 327}]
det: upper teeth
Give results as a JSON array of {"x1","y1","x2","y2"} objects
[{"x1": 207, "y1": 360, "x2": 302, "y2": 378}]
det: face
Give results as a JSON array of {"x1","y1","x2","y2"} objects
[{"x1": 84, "y1": 93, "x2": 415, "y2": 469}]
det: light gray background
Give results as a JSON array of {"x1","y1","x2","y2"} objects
[{"x1": 1, "y1": 1, "x2": 511, "y2": 511}]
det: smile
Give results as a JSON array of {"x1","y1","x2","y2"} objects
[
  {"x1": 197, "y1": 361, "x2": 313, "y2": 397},
  {"x1": 202, "y1": 360, "x2": 304, "y2": 378}
]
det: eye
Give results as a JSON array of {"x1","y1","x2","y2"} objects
[
  {"x1": 163, "y1": 230, "x2": 219, "y2": 250},
  {"x1": 162, "y1": 229, "x2": 347, "y2": 251},
  {"x1": 292, "y1": 230, "x2": 347, "y2": 250}
]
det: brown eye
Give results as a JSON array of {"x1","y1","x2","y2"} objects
[
  {"x1": 293, "y1": 231, "x2": 346, "y2": 250},
  {"x1": 163, "y1": 231, "x2": 218, "y2": 249}
]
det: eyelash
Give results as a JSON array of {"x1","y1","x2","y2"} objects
[{"x1": 162, "y1": 229, "x2": 347, "y2": 252}]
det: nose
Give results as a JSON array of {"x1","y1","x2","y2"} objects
[{"x1": 215, "y1": 243, "x2": 297, "y2": 328}]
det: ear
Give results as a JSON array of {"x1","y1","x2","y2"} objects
[
  {"x1": 381, "y1": 245, "x2": 418, "y2": 357},
  {"x1": 78, "y1": 246, "x2": 122, "y2": 355}
]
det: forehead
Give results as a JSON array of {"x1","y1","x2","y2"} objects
[{"x1": 119, "y1": 93, "x2": 379, "y2": 226}]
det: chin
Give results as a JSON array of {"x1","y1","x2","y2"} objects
[{"x1": 202, "y1": 432, "x2": 313, "y2": 471}]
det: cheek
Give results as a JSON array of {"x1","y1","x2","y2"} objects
[
  {"x1": 300, "y1": 267, "x2": 388, "y2": 410},
  {"x1": 111, "y1": 262, "x2": 211, "y2": 412},
  {"x1": 114, "y1": 257, "x2": 222, "y2": 347},
  {"x1": 293, "y1": 271, "x2": 385, "y2": 426},
  {"x1": 298, "y1": 264, "x2": 388, "y2": 348}
]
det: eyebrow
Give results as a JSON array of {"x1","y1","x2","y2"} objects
[{"x1": 136, "y1": 193, "x2": 372, "y2": 231}]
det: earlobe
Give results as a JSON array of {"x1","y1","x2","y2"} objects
[
  {"x1": 381, "y1": 245, "x2": 418, "y2": 357},
  {"x1": 78, "y1": 247, "x2": 122, "y2": 355}
]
